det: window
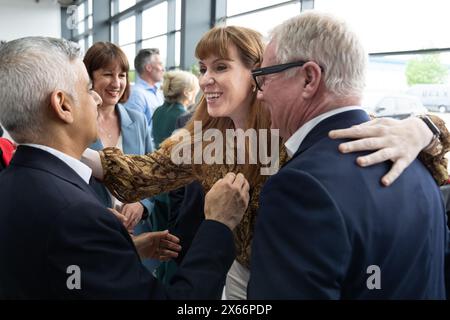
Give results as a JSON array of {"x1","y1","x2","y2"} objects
[
  {"x1": 142, "y1": 2, "x2": 168, "y2": 39},
  {"x1": 315, "y1": 0, "x2": 450, "y2": 53},
  {"x1": 119, "y1": 0, "x2": 136, "y2": 13},
  {"x1": 111, "y1": 0, "x2": 180, "y2": 71},
  {"x1": 71, "y1": 0, "x2": 94, "y2": 54},
  {"x1": 118, "y1": 15, "x2": 136, "y2": 46},
  {"x1": 226, "y1": 0, "x2": 291, "y2": 16},
  {"x1": 227, "y1": 2, "x2": 301, "y2": 37},
  {"x1": 120, "y1": 43, "x2": 136, "y2": 71}
]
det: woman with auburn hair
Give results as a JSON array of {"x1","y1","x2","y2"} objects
[{"x1": 83, "y1": 26, "x2": 450, "y2": 299}]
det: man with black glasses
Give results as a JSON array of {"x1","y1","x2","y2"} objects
[{"x1": 247, "y1": 12, "x2": 448, "y2": 299}]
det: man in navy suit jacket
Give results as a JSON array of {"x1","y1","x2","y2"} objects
[
  {"x1": 0, "y1": 37, "x2": 249, "y2": 299},
  {"x1": 247, "y1": 12, "x2": 449, "y2": 299}
]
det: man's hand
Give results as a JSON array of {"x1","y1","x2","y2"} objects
[
  {"x1": 132, "y1": 230, "x2": 181, "y2": 261},
  {"x1": 204, "y1": 172, "x2": 250, "y2": 231},
  {"x1": 122, "y1": 202, "x2": 145, "y2": 231},
  {"x1": 329, "y1": 117, "x2": 432, "y2": 186}
]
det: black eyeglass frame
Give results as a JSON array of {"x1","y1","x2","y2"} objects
[{"x1": 251, "y1": 61, "x2": 324, "y2": 91}]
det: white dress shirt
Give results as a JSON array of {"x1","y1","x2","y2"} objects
[
  {"x1": 285, "y1": 106, "x2": 365, "y2": 158},
  {"x1": 22, "y1": 144, "x2": 92, "y2": 184}
]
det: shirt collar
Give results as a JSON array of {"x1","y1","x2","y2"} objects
[
  {"x1": 285, "y1": 106, "x2": 364, "y2": 158},
  {"x1": 136, "y1": 75, "x2": 160, "y2": 93},
  {"x1": 21, "y1": 144, "x2": 92, "y2": 184}
]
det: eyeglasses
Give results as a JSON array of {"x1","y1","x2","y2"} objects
[{"x1": 251, "y1": 61, "x2": 323, "y2": 91}]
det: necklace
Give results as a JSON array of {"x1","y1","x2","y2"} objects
[{"x1": 98, "y1": 126, "x2": 112, "y2": 139}]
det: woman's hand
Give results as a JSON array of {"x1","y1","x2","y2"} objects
[
  {"x1": 122, "y1": 202, "x2": 145, "y2": 231},
  {"x1": 132, "y1": 230, "x2": 181, "y2": 261},
  {"x1": 329, "y1": 117, "x2": 433, "y2": 186}
]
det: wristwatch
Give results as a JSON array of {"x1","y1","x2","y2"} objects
[{"x1": 418, "y1": 115, "x2": 442, "y2": 156}]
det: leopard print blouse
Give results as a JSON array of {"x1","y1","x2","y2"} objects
[{"x1": 101, "y1": 141, "x2": 289, "y2": 268}]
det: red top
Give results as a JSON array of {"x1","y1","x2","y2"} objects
[{"x1": 0, "y1": 138, "x2": 15, "y2": 166}]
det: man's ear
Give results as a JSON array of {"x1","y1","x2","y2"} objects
[
  {"x1": 145, "y1": 63, "x2": 153, "y2": 73},
  {"x1": 49, "y1": 90, "x2": 75, "y2": 124},
  {"x1": 301, "y1": 62, "x2": 322, "y2": 99}
]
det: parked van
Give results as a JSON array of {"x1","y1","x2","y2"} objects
[
  {"x1": 407, "y1": 84, "x2": 450, "y2": 113},
  {"x1": 374, "y1": 94, "x2": 427, "y2": 119}
]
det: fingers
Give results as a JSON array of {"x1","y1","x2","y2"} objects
[
  {"x1": 158, "y1": 230, "x2": 181, "y2": 261},
  {"x1": 338, "y1": 137, "x2": 385, "y2": 153},
  {"x1": 164, "y1": 232, "x2": 180, "y2": 244},
  {"x1": 380, "y1": 159, "x2": 407, "y2": 187},
  {"x1": 222, "y1": 172, "x2": 236, "y2": 184},
  {"x1": 329, "y1": 117, "x2": 403, "y2": 140},
  {"x1": 355, "y1": 148, "x2": 396, "y2": 167},
  {"x1": 160, "y1": 238, "x2": 182, "y2": 252},
  {"x1": 233, "y1": 173, "x2": 248, "y2": 190},
  {"x1": 159, "y1": 250, "x2": 179, "y2": 261}
]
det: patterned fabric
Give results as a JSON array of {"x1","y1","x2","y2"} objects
[
  {"x1": 101, "y1": 141, "x2": 289, "y2": 268},
  {"x1": 419, "y1": 114, "x2": 450, "y2": 185}
]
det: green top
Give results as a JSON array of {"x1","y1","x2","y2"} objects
[{"x1": 151, "y1": 101, "x2": 187, "y2": 148}]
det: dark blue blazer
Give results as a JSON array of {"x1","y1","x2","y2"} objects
[
  {"x1": 248, "y1": 110, "x2": 448, "y2": 299},
  {"x1": 0, "y1": 146, "x2": 235, "y2": 299}
]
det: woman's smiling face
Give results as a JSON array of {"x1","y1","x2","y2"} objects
[{"x1": 198, "y1": 44, "x2": 255, "y2": 124}]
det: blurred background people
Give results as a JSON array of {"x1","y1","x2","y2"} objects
[
  {"x1": 152, "y1": 70, "x2": 199, "y2": 148},
  {"x1": 125, "y1": 48, "x2": 164, "y2": 135}
]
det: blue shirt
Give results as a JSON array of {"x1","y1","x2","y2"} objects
[{"x1": 124, "y1": 76, "x2": 164, "y2": 132}]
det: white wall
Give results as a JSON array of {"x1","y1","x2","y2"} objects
[{"x1": 0, "y1": 0, "x2": 61, "y2": 41}]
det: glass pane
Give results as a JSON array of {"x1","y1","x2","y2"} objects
[
  {"x1": 77, "y1": 19, "x2": 85, "y2": 34},
  {"x1": 364, "y1": 53, "x2": 450, "y2": 122},
  {"x1": 78, "y1": 2, "x2": 85, "y2": 22},
  {"x1": 111, "y1": 24, "x2": 115, "y2": 42},
  {"x1": 88, "y1": 35, "x2": 93, "y2": 48},
  {"x1": 78, "y1": 39, "x2": 85, "y2": 55},
  {"x1": 119, "y1": 15, "x2": 136, "y2": 45},
  {"x1": 88, "y1": 15, "x2": 93, "y2": 30},
  {"x1": 119, "y1": 0, "x2": 136, "y2": 12},
  {"x1": 176, "y1": 0, "x2": 182, "y2": 30},
  {"x1": 175, "y1": 31, "x2": 180, "y2": 67},
  {"x1": 314, "y1": 0, "x2": 450, "y2": 53},
  {"x1": 227, "y1": 0, "x2": 289, "y2": 16},
  {"x1": 142, "y1": 35, "x2": 167, "y2": 67},
  {"x1": 227, "y1": 2, "x2": 300, "y2": 38},
  {"x1": 142, "y1": 2, "x2": 168, "y2": 39},
  {"x1": 120, "y1": 43, "x2": 136, "y2": 69},
  {"x1": 88, "y1": 0, "x2": 93, "y2": 14}
]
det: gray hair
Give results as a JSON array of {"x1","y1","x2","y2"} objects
[
  {"x1": 134, "y1": 48, "x2": 160, "y2": 76},
  {"x1": 162, "y1": 70, "x2": 199, "y2": 104},
  {"x1": 0, "y1": 37, "x2": 81, "y2": 143},
  {"x1": 270, "y1": 11, "x2": 367, "y2": 97}
]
